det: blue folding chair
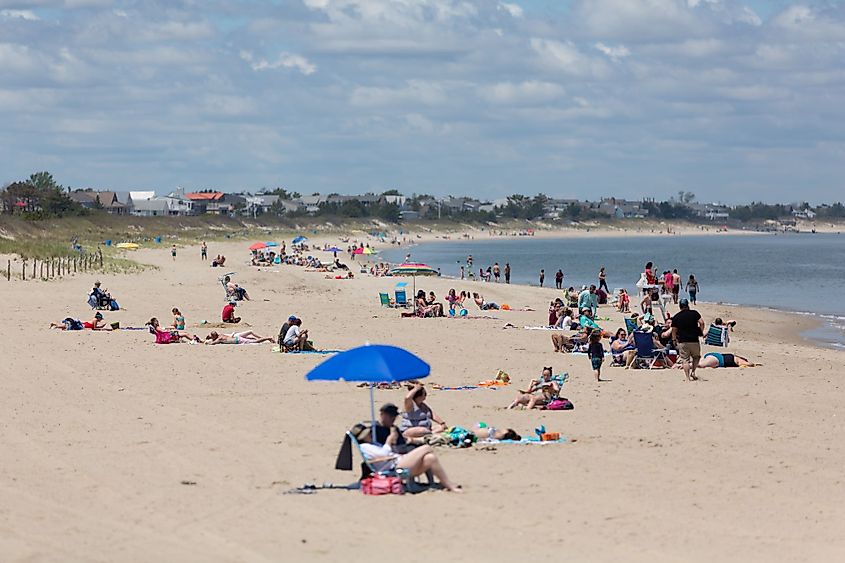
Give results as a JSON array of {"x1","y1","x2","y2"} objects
[{"x1": 632, "y1": 331, "x2": 667, "y2": 369}]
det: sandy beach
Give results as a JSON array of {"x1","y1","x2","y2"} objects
[{"x1": 3, "y1": 234, "x2": 845, "y2": 562}]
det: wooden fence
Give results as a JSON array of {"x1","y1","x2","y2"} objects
[{"x1": 6, "y1": 250, "x2": 103, "y2": 281}]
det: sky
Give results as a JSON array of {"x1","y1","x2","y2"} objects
[{"x1": 1, "y1": 0, "x2": 844, "y2": 203}]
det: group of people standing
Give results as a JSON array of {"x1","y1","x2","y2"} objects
[{"x1": 460, "y1": 255, "x2": 511, "y2": 284}]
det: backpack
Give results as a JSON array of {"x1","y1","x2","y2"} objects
[
  {"x1": 360, "y1": 474, "x2": 404, "y2": 495},
  {"x1": 545, "y1": 398, "x2": 574, "y2": 411}
]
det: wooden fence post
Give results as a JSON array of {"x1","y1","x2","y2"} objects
[
  {"x1": 6, "y1": 260, "x2": 9, "y2": 281},
  {"x1": 99, "y1": 249, "x2": 103, "y2": 269},
  {"x1": 22, "y1": 261, "x2": 26, "y2": 281},
  {"x1": 74, "y1": 257, "x2": 77, "y2": 274}
]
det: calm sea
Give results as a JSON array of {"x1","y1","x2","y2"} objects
[{"x1": 382, "y1": 233, "x2": 845, "y2": 349}]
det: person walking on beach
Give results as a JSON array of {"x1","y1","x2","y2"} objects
[
  {"x1": 598, "y1": 266, "x2": 609, "y2": 293},
  {"x1": 672, "y1": 269, "x2": 681, "y2": 304},
  {"x1": 555, "y1": 269, "x2": 564, "y2": 290},
  {"x1": 686, "y1": 274, "x2": 699, "y2": 304},
  {"x1": 504, "y1": 263, "x2": 510, "y2": 284},
  {"x1": 493, "y1": 262, "x2": 501, "y2": 282},
  {"x1": 539, "y1": 269, "x2": 545, "y2": 287},
  {"x1": 587, "y1": 332, "x2": 606, "y2": 382},
  {"x1": 672, "y1": 298, "x2": 705, "y2": 381},
  {"x1": 171, "y1": 245, "x2": 177, "y2": 261},
  {"x1": 201, "y1": 242, "x2": 207, "y2": 261},
  {"x1": 460, "y1": 265, "x2": 465, "y2": 280}
]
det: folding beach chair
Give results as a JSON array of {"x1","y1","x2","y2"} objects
[
  {"x1": 379, "y1": 292, "x2": 393, "y2": 307},
  {"x1": 341, "y1": 431, "x2": 431, "y2": 493},
  {"x1": 705, "y1": 324, "x2": 730, "y2": 347},
  {"x1": 395, "y1": 289, "x2": 410, "y2": 307},
  {"x1": 632, "y1": 331, "x2": 667, "y2": 369}
]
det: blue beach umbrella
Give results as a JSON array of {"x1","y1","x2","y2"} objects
[
  {"x1": 264, "y1": 241, "x2": 279, "y2": 247},
  {"x1": 292, "y1": 236, "x2": 308, "y2": 244},
  {"x1": 306, "y1": 344, "x2": 430, "y2": 444}
]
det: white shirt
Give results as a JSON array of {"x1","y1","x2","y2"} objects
[
  {"x1": 359, "y1": 443, "x2": 398, "y2": 472},
  {"x1": 284, "y1": 325, "x2": 300, "y2": 343}
]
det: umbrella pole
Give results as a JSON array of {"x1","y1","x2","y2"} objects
[{"x1": 369, "y1": 383, "x2": 378, "y2": 446}]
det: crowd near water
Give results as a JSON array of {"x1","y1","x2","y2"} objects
[{"x1": 384, "y1": 233, "x2": 845, "y2": 348}]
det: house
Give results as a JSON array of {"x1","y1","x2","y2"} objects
[
  {"x1": 689, "y1": 203, "x2": 730, "y2": 221},
  {"x1": 542, "y1": 198, "x2": 581, "y2": 218},
  {"x1": 245, "y1": 194, "x2": 280, "y2": 216},
  {"x1": 594, "y1": 197, "x2": 648, "y2": 219},
  {"x1": 130, "y1": 191, "x2": 155, "y2": 202},
  {"x1": 96, "y1": 191, "x2": 128, "y2": 215},
  {"x1": 187, "y1": 191, "x2": 243, "y2": 215},
  {"x1": 162, "y1": 188, "x2": 195, "y2": 216},
  {"x1": 68, "y1": 190, "x2": 98, "y2": 209},
  {"x1": 296, "y1": 194, "x2": 324, "y2": 214},
  {"x1": 131, "y1": 198, "x2": 169, "y2": 217},
  {"x1": 792, "y1": 209, "x2": 816, "y2": 220}
]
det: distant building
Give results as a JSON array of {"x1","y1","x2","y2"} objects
[
  {"x1": 594, "y1": 197, "x2": 648, "y2": 219},
  {"x1": 131, "y1": 198, "x2": 169, "y2": 217},
  {"x1": 792, "y1": 209, "x2": 816, "y2": 220}
]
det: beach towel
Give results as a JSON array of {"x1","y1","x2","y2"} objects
[
  {"x1": 481, "y1": 437, "x2": 567, "y2": 445},
  {"x1": 523, "y1": 326, "x2": 570, "y2": 331}
]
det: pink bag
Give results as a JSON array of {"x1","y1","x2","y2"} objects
[
  {"x1": 545, "y1": 398, "x2": 574, "y2": 410},
  {"x1": 361, "y1": 474, "x2": 404, "y2": 495}
]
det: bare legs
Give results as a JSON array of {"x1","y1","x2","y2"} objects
[{"x1": 396, "y1": 445, "x2": 460, "y2": 492}]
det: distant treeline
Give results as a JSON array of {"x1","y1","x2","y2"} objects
[{"x1": 3, "y1": 171, "x2": 844, "y2": 223}]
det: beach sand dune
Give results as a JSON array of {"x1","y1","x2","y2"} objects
[{"x1": 2, "y1": 240, "x2": 844, "y2": 562}]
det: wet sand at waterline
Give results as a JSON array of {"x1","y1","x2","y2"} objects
[{"x1": 2, "y1": 239, "x2": 844, "y2": 562}]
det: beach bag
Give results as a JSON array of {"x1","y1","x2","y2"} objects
[
  {"x1": 109, "y1": 299, "x2": 120, "y2": 311},
  {"x1": 360, "y1": 474, "x2": 404, "y2": 495},
  {"x1": 546, "y1": 398, "x2": 574, "y2": 411},
  {"x1": 444, "y1": 426, "x2": 477, "y2": 448}
]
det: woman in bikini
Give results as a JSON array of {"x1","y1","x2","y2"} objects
[
  {"x1": 204, "y1": 330, "x2": 274, "y2": 345},
  {"x1": 507, "y1": 367, "x2": 560, "y2": 409}
]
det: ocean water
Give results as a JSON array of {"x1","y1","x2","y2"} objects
[{"x1": 382, "y1": 233, "x2": 845, "y2": 349}]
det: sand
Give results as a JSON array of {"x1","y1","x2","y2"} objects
[{"x1": 2, "y1": 234, "x2": 844, "y2": 562}]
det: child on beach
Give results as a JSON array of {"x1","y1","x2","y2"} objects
[
  {"x1": 587, "y1": 332, "x2": 605, "y2": 382},
  {"x1": 171, "y1": 245, "x2": 177, "y2": 261},
  {"x1": 171, "y1": 308, "x2": 185, "y2": 331}
]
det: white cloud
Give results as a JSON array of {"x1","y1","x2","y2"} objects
[
  {"x1": 594, "y1": 42, "x2": 630, "y2": 61},
  {"x1": 350, "y1": 80, "x2": 447, "y2": 107},
  {"x1": 240, "y1": 51, "x2": 316, "y2": 75},
  {"x1": 531, "y1": 38, "x2": 610, "y2": 77},
  {"x1": 0, "y1": 9, "x2": 39, "y2": 20},
  {"x1": 498, "y1": 2, "x2": 523, "y2": 18},
  {"x1": 481, "y1": 80, "x2": 565, "y2": 104}
]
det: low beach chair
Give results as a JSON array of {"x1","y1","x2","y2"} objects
[
  {"x1": 705, "y1": 324, "x2": 730, "y2": 347},
  {"x1": 342, "y1": 431, "x2": 432, "y2": 493},
  {"x1": 379, "y1": 292, "x2": 393, "y2": 307},
  {"x1": 395, "y1": 289, "x2": 409, "y2": 307},
  {"x1": 632, "y1": 331, "x2": 667, "y2": 369}
]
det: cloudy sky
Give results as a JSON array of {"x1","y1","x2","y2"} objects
[{"x1": 1, "y1": 0, "x2": 843, "y2": 202}]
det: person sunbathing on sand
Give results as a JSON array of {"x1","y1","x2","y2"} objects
[
  {"x1": 350, "y1": 421, "x2": 461, "y2": 493},
  {"x1": 475, "y1": 422, "x2": 521, "y2": 441},
  {"x1": 400, "y1": 383, "x2": 447, "y2": 440},
  {"x1": 684, "y1": 352, "x2": 758, "y2": 369},
  {"x1": 204, "y1": 330, "x2": 274, "y2": 345},
  {"x1": 507, "y1": 367, "x2": 560, "y2": 409},
  {"x1": 473, "y1": 292, "x2": 500, "y2": 311},
  {"x1": 52, "y1": 312, "x2": 112, "y2": 331}
]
